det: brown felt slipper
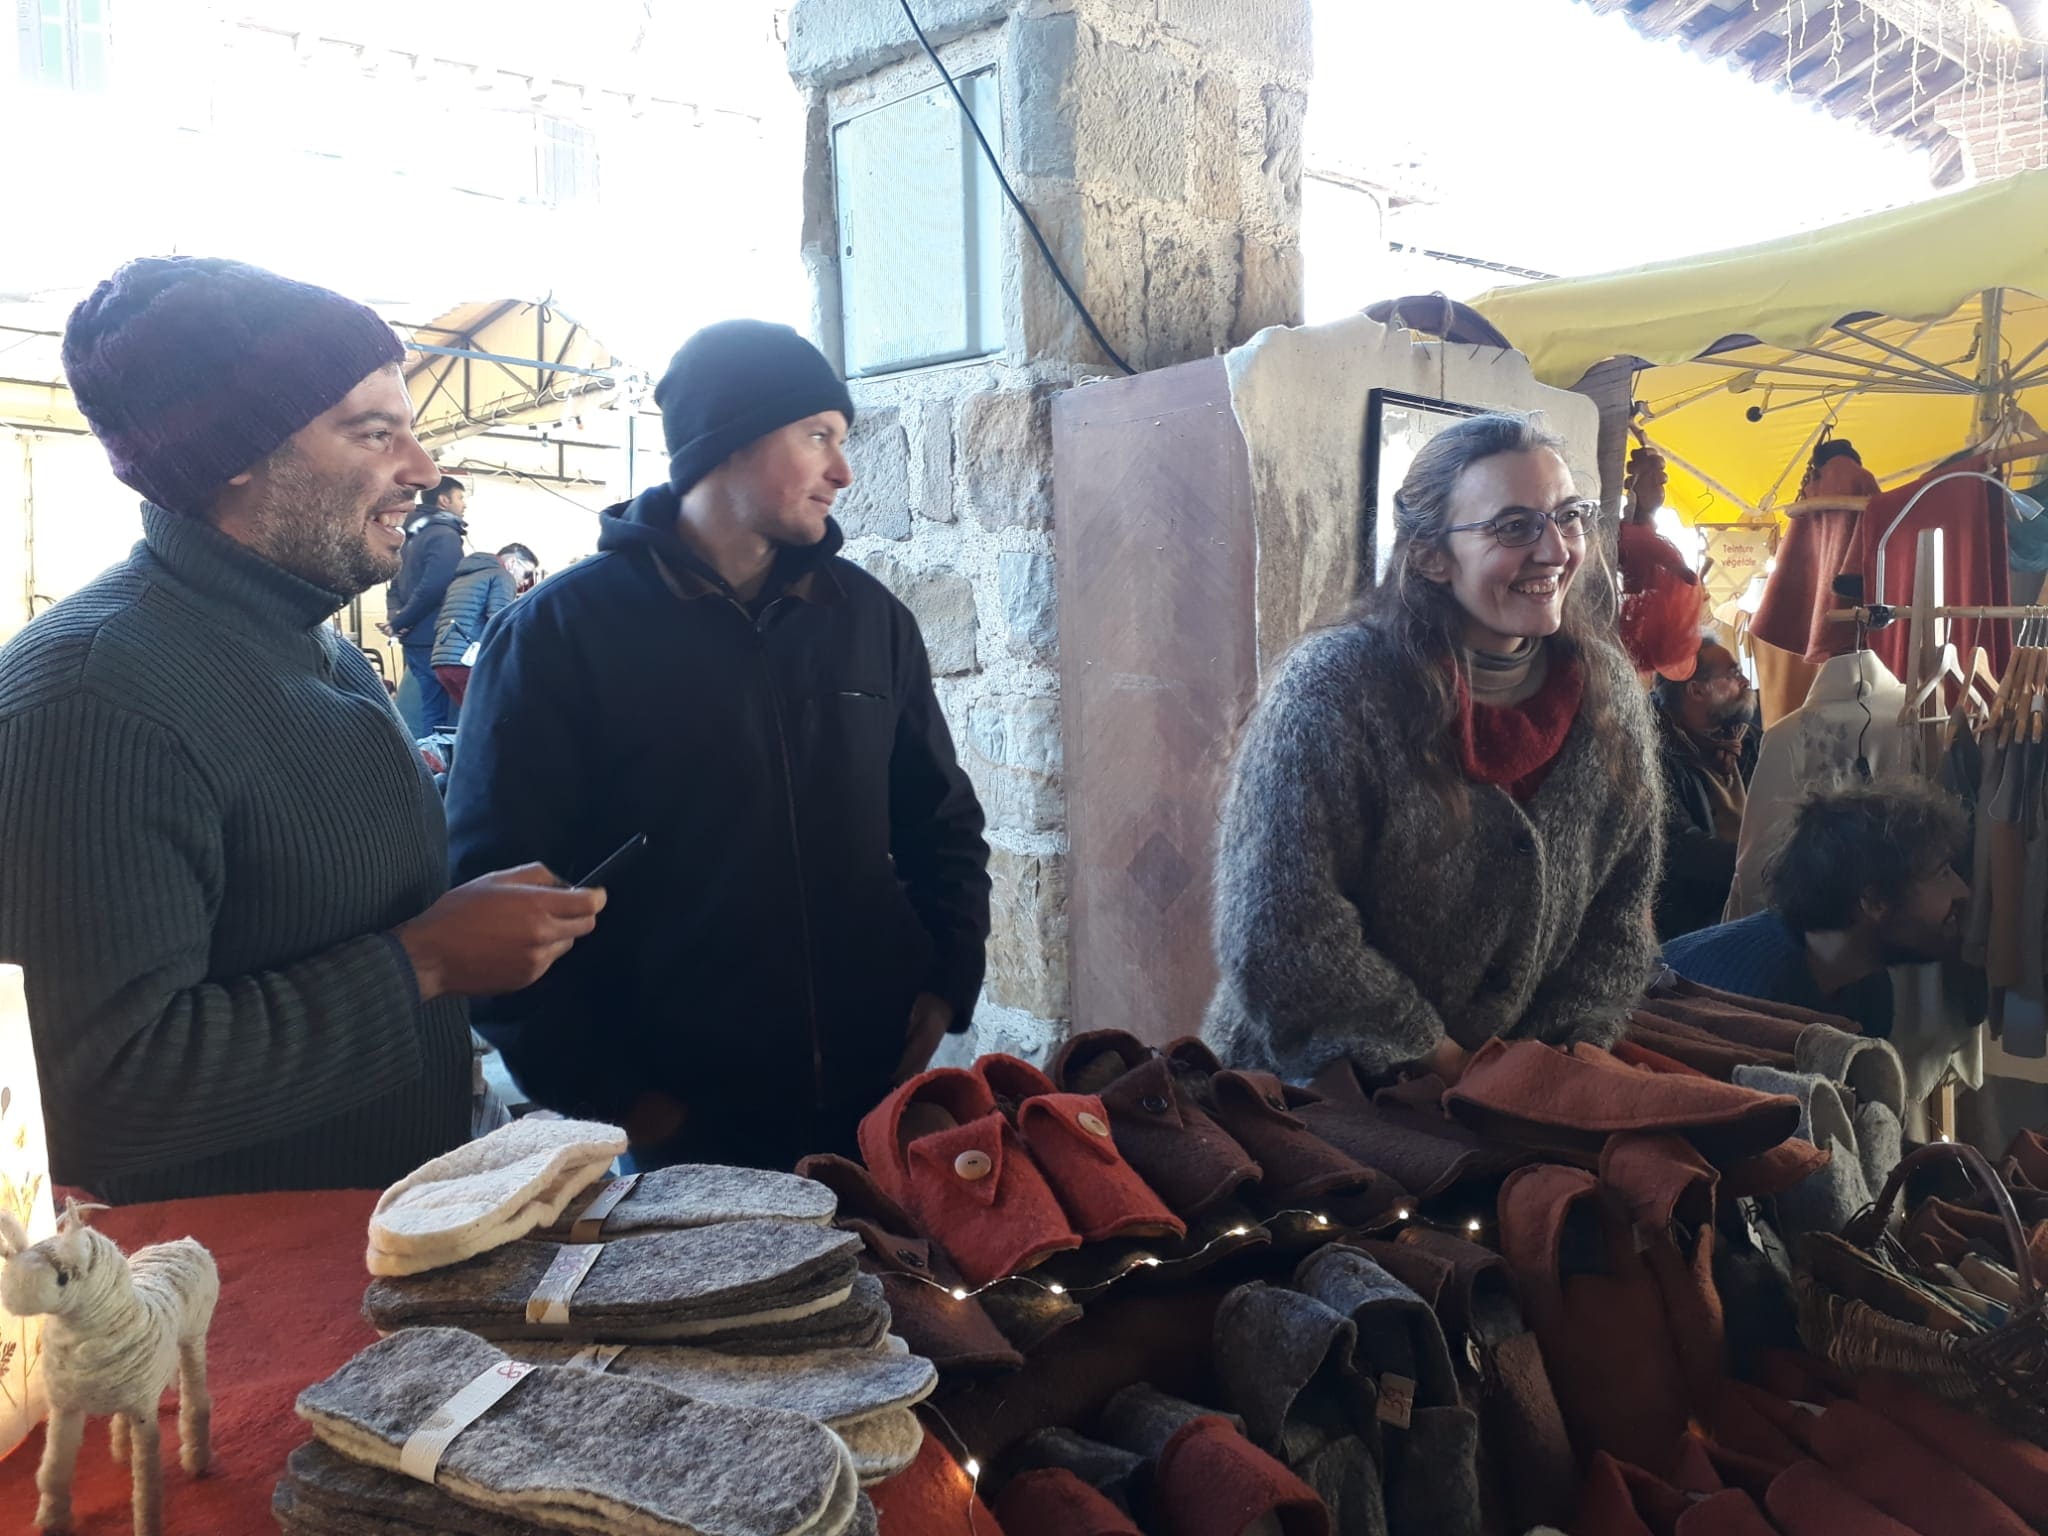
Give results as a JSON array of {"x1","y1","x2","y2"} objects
[
  {"x1": 363, "y1": 1222, "x2": 861, "y2": 1342},
  {"x1": 297, "y1": 1327, "x2": 860, "y2": 1536}
]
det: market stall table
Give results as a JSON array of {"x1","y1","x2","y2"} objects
[{"x1": 0, "y1": 1189, "x2": 380, "y2": 1536}]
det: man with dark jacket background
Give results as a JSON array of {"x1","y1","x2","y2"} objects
[
  {"x1": 1652, "y1": 635, "x2": 1761, "y2": 941},
  {"x1": 385, "y1": 476, "x2": 467, "y2": 730},
  {"x1": 432, "y1": 542, "x2": 531, "y2": 714},
  {"x1": 446, "y1": 320, "x2": 991, "y2": 1171}
]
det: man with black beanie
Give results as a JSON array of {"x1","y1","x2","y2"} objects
[{"x1": 446, "y1": 319, "x2": 992, "y2": 1171}]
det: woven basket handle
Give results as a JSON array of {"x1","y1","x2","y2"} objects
[{"x1": 1852, "y1": 1140, "x2": 2040, "y2": 1307}]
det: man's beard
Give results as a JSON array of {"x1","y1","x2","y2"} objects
[{"x1": 243, "y1": 450, "x2": 401, "y2": 597}]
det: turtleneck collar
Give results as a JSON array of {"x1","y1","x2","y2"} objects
[
  {"x1": 1465, "y1": 636, "x2": 1548, "y2": 708},
  {"x1": 142, "y1": 502, "x2": 350, "y2": 634}
]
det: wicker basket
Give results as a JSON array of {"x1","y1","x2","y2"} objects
[{"x1": 1793, "y1": 1139, "x2": 2048, "y2": 1446}]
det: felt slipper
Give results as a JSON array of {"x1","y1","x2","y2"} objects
[
  {"x1": 977, "y1": 1273, "x2": 1087, "y2": 1354},
  {"x1": 1802, "y1": 1399, "x2": 2032, "y2": 1536},
  {"x1": 1149, "y1": 1415, "x2": 1332, "y2": 1536},
  {"x1": 1208, "y1": 1282, "x2": 1387, "y2": 1536},
  {"x1": 863, "y1": 1421, "x2": 1005, "y2": 1536},
  {"x1": 536, "y1": 1164, "x2": 836, "y2": 1241},
  {"x1": 1855, "y1": 1371, "x2": 2048, "y2": 1529},
  {"x1": 1731, "y1": 1067, "x2": 1870, "y2": 1245},
  {"x1": 368, "y1": 1117, "x2": 627, "y2": 1275},
  {"x1": 994, "y1": 1468, "x2": 1141, "y2": 1536},
  {"x1": 1097, "y1": 1384, "x2": 1247, "y2": 1461},
  {"x1": 1202, "y1": 1066, "x2": 1399, "y2": 1214},
  {"x1": 1394, "y1": 1228, "x2": 1576, "y2": 1535},
  {"x1": 504, "y1": 1338, "x2": 936, "y2": 1428},
  {"x1": 1301, "y1": 1060, "x2": 1525, "y2": 1201},
  {"x1": 1498, "y1": 1162, "x2": 1694, "y2": 1477},
  {"x1": 794, "y1": 1154, "x2": 1022, "y2": 1375},
  {"x1": 1290, "y1": 1245, "x2": 1479, "y2": 1536},
  {"x1": 282, "y1": 1440, "x2": 553, "y2": 1536},
  {"x1": 1446, "y1": 1040, "x2": 1802, "y2": 1171},
  {"x1": 857, "y1": 1068, "x2": 1080, "y2": 1286},
  {"x1": 1598, "y1": 1134, "x2": 1728, "y2": 1412},
  {"x1": 973, "y1": 1054, "x2": 1184, "y2": 1244},
  {"x1": 1049, "y1": 1030, "x2": 1263, "y2": 1216},
  {"x1": 1763, "y1": 1459, "x2": 1923, "y2": 1536},
  {"x1": 362, "y1": 1221, "x2": 862, "y2": 1343},
  {"x1": 297, "y1": 1327, "x2": 858, "y2": 1536},
  {"x1": 1010, "y1": 1428, "x2": 1149, "y2": 1513}
]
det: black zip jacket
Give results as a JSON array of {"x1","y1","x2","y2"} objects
[
  {"x1": 444, "y1": 485, "x2": 990, "y2": 1159},
  {"x1": 386, "y1": 512, "x2": 466, "y2": 641}
]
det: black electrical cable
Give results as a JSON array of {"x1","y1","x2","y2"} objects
[{"x1": 894, "y1": 0, "x2": 1137, "y2": 376}]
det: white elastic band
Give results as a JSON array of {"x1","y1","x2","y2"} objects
[{"x1": 398, "y1": 1360, "x2": 534, "y2": 1483}]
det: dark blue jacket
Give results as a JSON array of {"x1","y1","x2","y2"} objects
[
  {"x1": 444, "y1": 485, "x2": 990, "y2": 1155},
  {"x1": 386, "y1": 511, "x2": 465, "y2": 641},
  {"x1": 432, "y1": 552, "x2": 516, "y2": 668}
]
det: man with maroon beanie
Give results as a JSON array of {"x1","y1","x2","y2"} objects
[{"x1": 0, "y1": 256, "x2": 605, "y2": 1202}]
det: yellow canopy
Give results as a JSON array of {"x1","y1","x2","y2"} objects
[{"x1": 1472, "y1": 167, "x2": 2048, "y2": 522}]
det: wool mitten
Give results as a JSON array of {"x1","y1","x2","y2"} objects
[
  {"x1": 369, "y1": 1117, "x2": 627, "y2": 1275},
  {"x1": 363, "y1": 1221, "x2": 861, "y2": 1343},
  {"x1": 296, "y1": 1327, "x2": 860, "y2": 1536},
  {"x1": 537, "y1": 1165, "x2": 836, "y2": 1241}
]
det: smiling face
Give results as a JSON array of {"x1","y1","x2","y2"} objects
[
  {"x1": 712, "y1": 411, "x2": 853, "y2": 548},
  {"x1": 212, "y1": 365, "x2": 439, "y2": 595},
  {"x1": 1419, "y1": 447, "x2": 1585, "y2": 653}
]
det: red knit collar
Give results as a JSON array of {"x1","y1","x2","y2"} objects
[{"x1": 1455, "y1": 652, "x2": 1585, "y2": 803}]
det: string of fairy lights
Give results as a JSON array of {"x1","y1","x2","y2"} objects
[{"x1": 893, "y1": 1198, "x2": 1495, "y2": 1526}]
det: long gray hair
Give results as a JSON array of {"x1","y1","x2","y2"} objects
[{"x1": 1348, "y1": 410, "x2": 1628, "y2": 816}]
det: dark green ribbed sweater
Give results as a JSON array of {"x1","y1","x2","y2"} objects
[{"x1": 0, "y1": 505, "x2": 469, "y2": 1202}]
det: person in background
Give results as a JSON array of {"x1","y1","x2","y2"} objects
[
  {"x1": 0, "y1": 256, "x2": 605, "y2": 1202},
  {"x1": 431, "y1": 540, "x2": 532, "y2": 716},
  {"x1": 384, "y1": 475, "x2": 468, "y2": 731},
  {"x1": 1203, "y1": 411, "x2": 1663, "y2": 1086},
  {"x1": 500, "y1": 541, "x2": 541, "y2": 596},
  {"x1": 446, "y1": 320, "x2": 991, "y2": 1171},
  {"x1": 1661, "y1": 780, "x2": 1967, "y2": 1038},
  {"x1": 1652, "y1": 634, "x2": 1761, "y2": 942}
]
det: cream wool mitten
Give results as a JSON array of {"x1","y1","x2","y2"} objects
[{"x1": 369, "y1": 1118, "x2": 628, "y2": 1274}]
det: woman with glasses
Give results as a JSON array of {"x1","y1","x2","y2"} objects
[{"x1": 1204, "y1": 411, "x2": 1662, "y2": 1087}]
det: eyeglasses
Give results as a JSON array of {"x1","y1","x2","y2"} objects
[{"x1": 1443, "y1": 499, "x2": 1598, "y2": 549}]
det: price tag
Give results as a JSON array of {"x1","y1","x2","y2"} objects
[
  {"x1": 1377, "y1": 1373, "x2": 1415, "y2": 1429},
  {"x1": 569, "y1": 1174, "x2": 640, "y2": 1242},
  {"x1": 524, "y1": 1243, "x2": 603, "y2": 1326},
  {"x1": 568, "y1": 1343, "x2": 627, "y2": 1373},
  {"x1": 397, "y1": 1361, "x2": 533, "y2": 1484}
]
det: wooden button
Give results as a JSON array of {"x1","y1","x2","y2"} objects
[{"x1": 1078, "y1": 1112, "x2": 1110, "y2": 1137}]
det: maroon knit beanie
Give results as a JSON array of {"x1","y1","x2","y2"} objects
[{"x1": 61, "y1": 256, "x2": 405, "y2": 514}]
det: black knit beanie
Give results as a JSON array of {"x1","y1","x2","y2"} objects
[{"x1": 654, "y1": 320, "x2": 855, "y2": 496}]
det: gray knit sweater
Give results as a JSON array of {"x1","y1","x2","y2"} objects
[
  {"x1": 0, "y1": 505, "x2": 469, "y2": 1202},
  {"x1": 1203, "y1": 625, "x2": 1664, "y2": 1082}
]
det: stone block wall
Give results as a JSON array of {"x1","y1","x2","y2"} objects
[{"x1": 790, "y1": 0, "x2": 1310, "y2": 1062}]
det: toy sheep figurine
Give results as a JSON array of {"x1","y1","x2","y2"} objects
[{"x1": 0, "y1": 1200, "x2": 218, "y2": 1535}]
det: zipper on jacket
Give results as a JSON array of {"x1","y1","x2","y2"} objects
[{"x1": 751, "y1": 595, "x2": 826, "y2": 1110}]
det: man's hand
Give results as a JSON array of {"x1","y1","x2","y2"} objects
[
  {"x1": 894, "y1": 992, "x2": 955, "y2": 1083},
  {"x1": 375, "y1": 621, "x2": 395, "y2": 638},
  {"x1": 395, "y1": 864, "x2": 604, "y2": 1002},
  {"x1": 1625, "y1": 444, "x2": 1668, "y2": 526}
]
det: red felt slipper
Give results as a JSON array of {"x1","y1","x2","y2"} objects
[
  {"x1": 973, "y1": 1054, "x2": 1185, "y2": 1245},
  {"x1": 1149, "y1": 1415, "x2": 1331, "y2": 1536},
  {"x1": 857, "y1": 1068, "x2": 1080, "y2": 1287},
  {"x1": 1049, "y1": 1029, "x2": 1263, "y2": 1217},
  {"x1": 994, "y1": 1468, "x2": 1140, "y2": 1536}
]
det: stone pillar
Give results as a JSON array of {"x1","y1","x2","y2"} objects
[{"x1": 789, "y1": 0, "x2": 1310, "y2": 1061}]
